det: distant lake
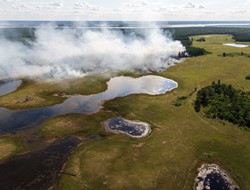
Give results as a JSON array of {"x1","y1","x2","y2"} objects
[
  {"x1": 223, "y1": 43, "x2": 249, "y2": 48},
  {"x1": 1, "y1": 21, "x2": 250, "y2": 29}
]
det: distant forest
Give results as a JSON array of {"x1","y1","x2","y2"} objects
[
  {"x1": 168, "y1": 27, "x2": 250, "y2": 57},
  {"x1": 194, "y1": 81, "x2": 250, "y2": 128},
  {"x1": 2, "y1": 26, "x2": 250, "y2": 57}
]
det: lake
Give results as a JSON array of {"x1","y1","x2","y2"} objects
[
  {"x1": 0, "y1": 75, "x2": 178, "y2": 133},
  {"x1": 223, "y1": 43, "x2": 249, "y2": 48},
  {"x1": 0, "y1": 80, "x2": 22, "y2": 96}
]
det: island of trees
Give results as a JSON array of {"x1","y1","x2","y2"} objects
[
  {"x1": 194, "y1": 81, "x2": 250, "y2": 128},
  {"x1": 246, "y1": 74, "x2": 250, "y2": 80}
]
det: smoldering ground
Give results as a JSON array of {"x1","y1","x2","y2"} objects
[{"x1": 0, "y1": 24, "x2": 185, "y2": 81}]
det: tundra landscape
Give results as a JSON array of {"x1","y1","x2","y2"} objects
[
  {"x1": 0, "y1": 0, "x2": 250, "y2": 187},
  {"x1": 0, "y1": 22, "x2": 249, "y2": 189}
]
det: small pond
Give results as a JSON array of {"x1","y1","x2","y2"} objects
[
  {"x1": 0, "y1": 80, "x2": 22, "y2": 96},
  {"x1": 0, "y1": 75, "x2": 178, "y2": 133},
  {"x1": 223, "y1": 43, "x2": 249, "y2": 48},
  {"x1": 103, "y1": 117, "x2": 151, "y2": 138},
  {"x1": 194, "y1": 164, "x2": 240, "y2": 190}
]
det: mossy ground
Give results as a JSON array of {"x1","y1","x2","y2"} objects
[
  {"x1": 0, "y1": 75, "x2": 108, "y2": 109},
  {"x1": 57, "y1": 35, "x2": 250, "y2": 190},
  {"x1": 0, "y1": 139, "x2": 16, "y2": 160},
  {"x1": 1, "y1": 35, "x2": 250, "y2": 189}
]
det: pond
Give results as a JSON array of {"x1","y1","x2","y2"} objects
[
  {"x1": 194, "y1": 164, "x2": 240, "y2": 190},
  {"x1": 0, "y1": 75, "x2": 178, "y2": 133},
  {"x1": 0, "y1": 80, "x2": 22, "y2": 96},
  {"x1": 103, "y1": 117, "x2": 151, "y2": 138},
  {"x1": 223, "y1": 43, "x2": 249, "y2": 48}
]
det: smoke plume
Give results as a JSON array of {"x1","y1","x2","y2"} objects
[{"x1": 0, "y1": 25, "x2": 185, "y2": 80}]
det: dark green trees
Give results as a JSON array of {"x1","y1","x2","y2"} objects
[
  {"x1": 186, "y1": 47, "x2": 206, "y2": 56},
  {"x1": 196, "y1": 37, "x2": 206, "y2": 42},
  {"x1": 246, "y1": 74, "x2": 250, "y2": 80},
  {"x1": 195, "y1": 81, "x2": 250, "y2": 127}
]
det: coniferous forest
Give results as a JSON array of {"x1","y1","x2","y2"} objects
[{"x1": 195, "y1": 81, "x2": 250, "y2": 128}]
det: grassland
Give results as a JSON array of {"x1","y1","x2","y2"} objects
[
  {"x1": 0, "y1": 75, "x2": 108, "y2": 109},
  {"x1": 0, "y1": 34, "x2": 249, "y2": 189},
  {"x1": 38, "y1": 112, "x2": 118, "y2": 139},
  {"x1": 0, "y1": 139, "x2": 17, "y2": 161},
  {"x1": 54, "y1": 35, "x2": 250, "y2": 189}
]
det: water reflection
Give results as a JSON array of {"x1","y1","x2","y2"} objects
[
  {"x1": 194, "y1": 164, "x2": 240, "y2": 190},
  {"x1": 0, "y1": 80, "x2": 22, "y2": 96},
  {"x1": 103, "y1": 117, "x2": 151, "y2": 138},
  {"x1": 0, "y1": 75, "x2": 178, "y2": 133},
  {"x1": 223, "y1": 43, "x2": 249, "y2": 48}
]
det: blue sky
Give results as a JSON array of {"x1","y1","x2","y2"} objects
[{"x1": 0, "y1": 0, "x2": 249, "y2": 21}]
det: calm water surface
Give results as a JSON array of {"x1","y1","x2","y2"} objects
[
  {"x1": 0, "y1": 75, "x2": 178, "y2": 133},
  {"x1": 0, "y1": 80, "x2": 22, "y2": 96},
  {"x1": 223, "y1": 43, "x2": 249, "y2": 48}
]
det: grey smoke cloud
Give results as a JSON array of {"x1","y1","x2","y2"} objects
[{"x1": 0, "y1": 26, "x2": 185, "y2": 80}]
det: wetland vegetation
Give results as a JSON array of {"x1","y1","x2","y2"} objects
[
  {"x1": 58, "y1": 34, "x2": 250, "y2": 190},
  {"x1": 0, "y1": 75, "x2": 177, "y2": 133},
  {"x1": 0, "y1": 31, "x2": 250, "y2": 190}
]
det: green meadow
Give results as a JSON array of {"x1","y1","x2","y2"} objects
[
  {"x1": 0, "y1": 75, "x2": 108, "y2": 109},
  {"x1": 54, "y1": 35, "x2": 250, "y2": 189},
  {"x1": 1, "y1": 34, "x2": 250, "y2": 189}
]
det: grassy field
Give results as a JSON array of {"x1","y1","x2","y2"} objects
[
  {"x1": 53, "y1": 35, "x2": 250, "y2": 190},
  {"x1": 0, "y1": 75, "x2": 108, "y2": 109},
  {"x1": 1, "y1": 34, "x2": 249, "y2": 189},
  {"x1": 38, "y1": 112, "x2": 118, "y2": 139},
  {"x1": 0, "y1": 138, "x2": 17, "y2": 162}
]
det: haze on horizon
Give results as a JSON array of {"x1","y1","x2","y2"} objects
[{"x1": 0, "y1": 0, "x2": 250, "y2": 21}]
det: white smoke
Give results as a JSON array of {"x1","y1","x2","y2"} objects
[{"x1": 0, "y1": 25, "x2": 185, "y2": 80}]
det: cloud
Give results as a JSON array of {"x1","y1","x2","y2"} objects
[
  {"x1": 74, "y1": 1, "x2": 94, "y2": 9},
  {"x1": 229, "y1": 10, "x2": 247, "y2": 14},
  {"x1": 50, "y1": 1, "x2": 64, "y2": 7},
  {"x1": 0, "y1": 25, "x2": 185, "y2": 80},
  {"x1": 35, "y1": 1, "x2": 64, "y2": 9},
  {"x1": 125, "y1": 1, "x2": 149, "y2": 8},
  {"x1": 73, "y1": 1, "x2": 106, "y2": 12},
  {"x1": 141, "y1": 1, "x2": 148, "y2": 7},
  {"x1": 10, "y1": 0, "x2": 64, "y2": 10},
  {"x1": 2, "y1": 0, "x2": 249, "y2": 21},
  {"x1": 184, "y1": 3, "x2": 196, "y2": 9},
  {"x1": 1, "y1": 0, "x2": 21, "y2": 2}
]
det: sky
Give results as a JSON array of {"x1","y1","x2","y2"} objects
[{"x1": 0, "y1": 0, "x2": 250, "y2": 21}]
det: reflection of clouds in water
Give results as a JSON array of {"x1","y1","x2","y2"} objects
[
  {"x1": 53, "y1": 75, "x2": 178, "y2": 114},
  {"x1": 0, "y1": 80, "x2": 22, "y2": 96},
  {"x1": 106, "y1": 75, "x2": 178, "y2": 96},
  {"x1": 0, "y1": 75, "x2": 178, "y2": 132},
  {"x1": 63, "y1": 75, "x2": 178, "y2": 113},
  {"x1": 223, "y1": 43, "x2": 249, "y2": 48}
]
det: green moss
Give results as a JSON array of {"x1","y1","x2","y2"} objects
[{"x1": 38, "y1": 112, "x2": 118, "y2": 139}]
